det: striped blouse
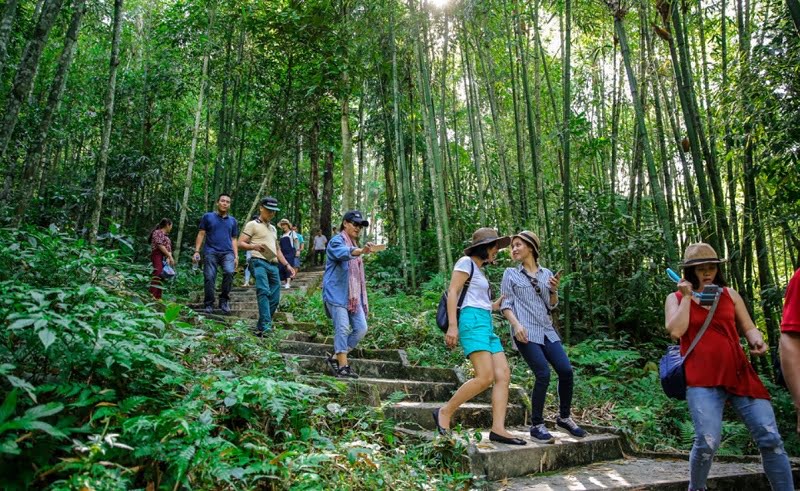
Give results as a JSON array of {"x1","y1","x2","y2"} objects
[{"x1": 500, "y1": 264, "x2": 560, "y2": 345}]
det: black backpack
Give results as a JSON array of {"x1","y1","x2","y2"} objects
[{"x1": 435, "y1": 262, "x2": 474, "y2": 332}]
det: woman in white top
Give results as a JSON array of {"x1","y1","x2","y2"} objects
[{"x1": 432, "y1": 228, "x2": 526, "y2": 446}]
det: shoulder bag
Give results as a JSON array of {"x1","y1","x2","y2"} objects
[
  {"x1": 659, "y1": 288, "x2": 721, "y2": 400},
  {"x1": 436, "y1": 261, "x2": 475, "y2": 333}
]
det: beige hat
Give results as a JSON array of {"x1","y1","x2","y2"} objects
[
  {"x1": 512, "y1": 231, "x2": 541, "y2": 255},
  {"x1": 463, "y1": 228, "x2": 510, "y2": 256},
  {"x1": 680, "y1": 242, "x2": 726, "y2": 268},
  {"x1": 277, "y1": 218, "x2": 291, "y2": 227}
]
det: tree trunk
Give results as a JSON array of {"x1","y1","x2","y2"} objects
[
  {"x1": 461, "y1": 33, "x2": 486, "y2": 224},
  {"x1": 174, "y1": 5, "x2": 214, "y2": 260},
  {"x1": 88, "y1": 0, "x2": 124, "y2": 244},
  {"x1": 0, "y1": 0, "x2": 20, "y2": 73},
  {"x1": 0, "y1": 0, "x2": 64, "y2": 158},
  {"x1": 16, "y1": 0, "x2": 87, "y2": 222},
  {"x1": 391, "y1": 7, "x2": 413, "y2": 287},
  {"x1": 412, "y1": 0, "x2": 451, "y2": 272},
  {"x1": 321, "y1": 150, "x2": 334, "y2": 239},
  {"x1": 616, "y1": 14, "x2": 678, "y2": 264},
  {"x1": 309, "y1": 119, "x2": 320, "y2": 234},
  {"x1": 561, "y1": 0, "x2": 572, "y2": 342},
  {"x1": 340, "y1": 72, "x2": 355, "y2": 212}
]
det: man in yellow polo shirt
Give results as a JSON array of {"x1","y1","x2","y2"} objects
[{"x1": 238, "y1": 197, "x2": 295, "y2": 335}]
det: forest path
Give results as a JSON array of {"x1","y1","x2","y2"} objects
[{"x1": 187, "y1": 268, "x2": 794, "y2": 489}]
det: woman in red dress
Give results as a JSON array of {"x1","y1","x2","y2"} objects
[
  {"x1": 664, "y1": 243, "x2": 792, "y2": 491},
  {"x1": 149, "y1": 218, "x2": 174, "y2": 299}
]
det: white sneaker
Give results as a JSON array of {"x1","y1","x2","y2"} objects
[{"x1": 283, "y1": 283, "x2": 291, "y2": 289}]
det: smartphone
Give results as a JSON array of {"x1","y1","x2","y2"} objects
[
  {"x1": 370, "y1": 244, "x2": 387, "y2": 252},
  {"x1": 554, "y1": 269, "x2": 563, "y2": 278}
]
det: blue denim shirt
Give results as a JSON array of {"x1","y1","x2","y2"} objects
[{"x1": 322, "y1": 233, "x2": 362, "y2": 308}]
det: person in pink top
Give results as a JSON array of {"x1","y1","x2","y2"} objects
[
  {"x1": 148, "y1": 218, "x2": 174, "y2": 299},
  {"x1": 779, "y1": 268, "x2": 800, "y2": 434}
]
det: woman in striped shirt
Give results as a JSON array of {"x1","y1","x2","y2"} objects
[{"x1": 501, "y1": 231, "x2": 586, "y2": 443}]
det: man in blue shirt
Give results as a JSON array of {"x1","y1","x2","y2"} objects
[
  {"x1": 322, "y1": 210, "x2": 375, "y2": 378},
  {"x1": 193, "y1": 194, "x2": 239, "y2": 314}
]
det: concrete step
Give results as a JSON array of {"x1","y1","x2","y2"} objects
[
  {"x1": 386, "y1": 401, "x2": 527, "y2": 431},
  {"x1": 468, "y1": 426, "x2": 623, "y2": 480},
  {"x1": 282, "y1": 353, "x2": 460, "y2": 384},
  {"x1": 278, "y1": 340, "x2": 406, "y2": 363},
  {"x1": 492, "y1": 456, "x2": 800, "y2": 490}
]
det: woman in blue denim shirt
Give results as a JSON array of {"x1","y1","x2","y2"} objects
[{"x1": 322, "y1": 210, "x2": 375, "y2": 378}]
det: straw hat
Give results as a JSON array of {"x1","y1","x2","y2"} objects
[
  {"x1": 512, "y1": 231, "x2": 541, "y2": 256},
  {"x1": 463, "y1": 228, "x2": 510, "y2": 256},
  {"x1": 680, "y1": 242, "x2": 726, "y2": 268},
  {"x1": 277, "y1": 218, "x2": 292, "y2": 227}
]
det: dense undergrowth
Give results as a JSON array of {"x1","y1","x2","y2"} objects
[{"x1": 0, "y1": 227, "x2": 472, "y2": 490}]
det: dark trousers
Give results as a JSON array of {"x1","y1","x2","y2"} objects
[
  {"x1": 312, "y1": 250, "x2": 325, "y2": 265},
  {"x1": 203, "y1": 251, "x2": 235, "y2": 307},
  {"x1": 149, "y1": 249, "x2": 164, "y2": 299},
  {"x1": 514, "y1": 337, "x2": 574, "y2": 425}
]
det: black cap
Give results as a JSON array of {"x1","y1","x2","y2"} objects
[
  {"x1": 260, "y1": 196, "x2": 280, "y2": 211},
  {"x1": 343, "y1": 210, "x2": 369, "y2": 227}
]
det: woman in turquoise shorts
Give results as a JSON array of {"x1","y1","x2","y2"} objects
[{"x1": 432, "y1": 228, "x2": 526, "y2": 446}]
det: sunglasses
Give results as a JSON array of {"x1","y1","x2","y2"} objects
[
  {"x1": 530, "y1": 277, "x2": 542, "y2": 295},
  {"x1": 348, "y1": 221, "x2": 364, "y2": 229}
]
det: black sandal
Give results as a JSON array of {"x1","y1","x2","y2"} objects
[
  {"x1": 431, "y1": 408, "x2": 450, "y2": 436},
  {"x1": 489, "y1": 431, "x2": 527, "y2": 446}
]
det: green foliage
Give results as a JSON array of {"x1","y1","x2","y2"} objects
[{"x1": 0, "y1": 228, "x2": 473, "y2": 489}]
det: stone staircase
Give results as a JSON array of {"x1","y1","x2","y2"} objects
[{"x1": 188, "y1": 269, "x2": 798, "y2": 490}]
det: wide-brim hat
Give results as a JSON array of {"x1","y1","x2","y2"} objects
[
  {"x1": 511, "y1": 230, "x2": 541, "y2": 255},
  {"x1": 680, "y1": 242, "x2": 727, "y2": 268},
  {"x1": 463, "y1": 228, "x2": 510, "y2": 256},
  {"x1": 277, "y1": 218, "x2": 291, "y2": 227}
]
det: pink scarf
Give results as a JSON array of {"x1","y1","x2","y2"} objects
[{"x1": 341, "y1": 232, "x2": 368, "y2": 315}]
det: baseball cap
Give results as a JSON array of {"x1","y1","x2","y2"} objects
[{"x1": 343, "y1": 210, "x2": 369, "y2": 227}]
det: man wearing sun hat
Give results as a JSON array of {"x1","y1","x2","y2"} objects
[{"x1": 238, "y1": 197, "x2": 295, "y2": 336}]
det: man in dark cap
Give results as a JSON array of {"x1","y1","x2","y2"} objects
[
  {"x1": 238, "y1": 197, "x2": 295, "y2": 335},
  {"x1": 322, "y1": 210, "x2": 375, "y2": 378}
]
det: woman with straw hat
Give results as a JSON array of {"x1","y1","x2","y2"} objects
[
  {"x1": 500, "y1": 231, "x2": 586, "y2": 443},
  {"x1": 665, "y1": 243, "x2": 793, "y2": 491},
  {"x1": 432, "y1": 228, "x2": 526, "y2": 446}
]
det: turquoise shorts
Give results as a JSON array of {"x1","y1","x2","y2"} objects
[{"x1": 458, "y1": 306, "x2": 504, "y2": 357}]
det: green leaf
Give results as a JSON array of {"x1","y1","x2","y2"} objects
[
  {"x1": 164, "y1": 303, "x2": 182, "y2": 324},
  {"x1": 25, "y1": 420, "x2": 67, "y2": 439},
  {"x1": 38, "y1": 328, "x2": 56, "y2": 350},
  {"x1": 0, "y1": 390, "x2": 18, "y2": 424},
  {"x1": 7, "y1": 318, "x2": 35, "y2": 330},
  {"x1": 24, "y1": 402, "x2": 63, "y2": 420},
  {"x1": 0, "y1": 438, "x2": 20, "y2": 455},
  {"x1": 7, "y1": 376, "x2": 36, "y2": 403}
]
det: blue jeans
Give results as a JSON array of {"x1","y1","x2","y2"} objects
[
  {"x1": 514, "y1": 337, "x2": 574, "y2": 425},
  {"x1": 686, "y1": 387, "x2": 793, "y2": 491},
  {"x1": 252, "y1": 259, "x2": 280, "y2": 333},
  {"x1": 326, "y1": 302, "x2": 368, "y2": 355},
  {"x1": 203, "y1": 251, "x2": 235, "y2": 307}
]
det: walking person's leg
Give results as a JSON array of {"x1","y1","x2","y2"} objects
[
  {"x1": 328, "y1": 303, "x2": 358, "y2": 378},
  {"x1": 731, "y1": 395, "x2": 794, "y2": 491},
  {"x1": 150, "y1": 249, "x2": 163, "y2": 299},
  {"x1": 436, "y1": 351, "x2": 495, "y2": 431},
  {"x1": 346, "y1": 306, "x2": 368, "y2": 352},
  {"x1": 488, "y1": 351, "x2": 523, "y2": 441},
  {"x1": 541, "y1": 338, "x2": 585, "y2": 437},
  {"x1": 203, "y1": 252, "x2": 219, "y2": 310},
  {"x1": 252, "y1": 260, "x2": 271, "y2": 334},
  {"x1": 686, "y1": 387, "x2": 726, "y2": 490},
  {"x1": 219, "y1": 252, "x2": 235, "y2": 312},
  {"x1": 267, "y1": 262, "x2": 281, "y2": 323},
  {"x1": 514, "y1": 339, "x2": 555, "y2": 442}
]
